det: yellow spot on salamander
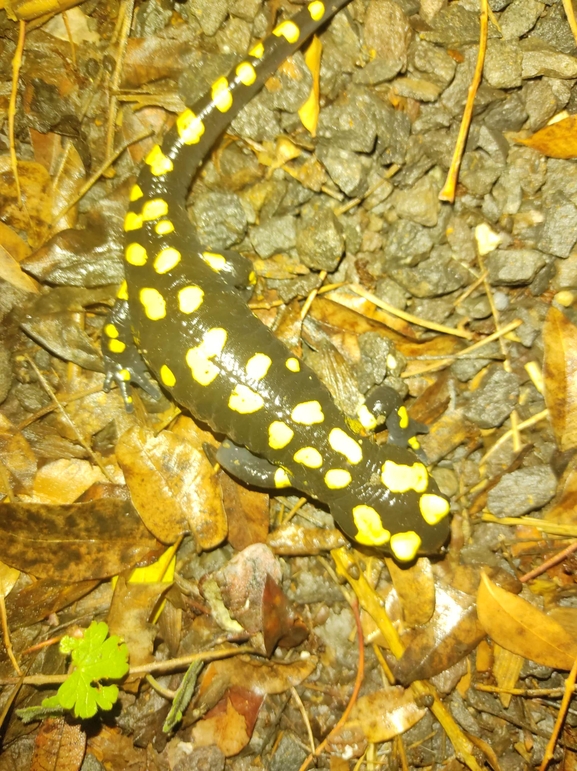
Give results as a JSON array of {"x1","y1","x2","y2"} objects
[
  {"x1": 390, "y1": 531, "x2": 421, "y2": 562},
  {"x1": 130, "y1": 184, "x2": 144, "y2": 202},
  {"x1": 212, "y1": 76, "x2": 233, "y2": 113},
  {"x1": 357, "y1": 404, "x2": 377, "y2": 431},
  {"x1": 328, "y1": 428, "x2": 362, "y2": 465},
  {"x1": 124, "y1": 211, "x2": 143, "y2": 231},
  {"x1": 176, "y1": 109, "x2": 205, "y2": 145},
  {"x1": 274, "y1": 467, "x2": 291, "y2": 488},
  {"x1": 408, "y1": 436, "x2": 420, "y2": 450},
  {"x1": 308, "y1": 0, "x2": 325, "y2": 20},
  {"x1": 291, "y1": 400, "x2": 324, "y2": 425},
  {"x1": 236, "y1": 61, "x2": 257, "y2": 86},
  {"x1": 160, "y1": 364, "x2": 176, "y2": 387},
  {"x1": 117, "y1": 281, "x2": 128, "y2": 301},
  {"x1": 268, "y1": 421, "x2": 294, "y2": 450},
  {"x1": 285, "y1": 357, "x2": 300, "y2": 372},
  {"x1": 246, "y1": 353, "x2": 272, "y2": 381},
  {"x1": 419, "y1": 493, "x2": 450, "y2": 525},
  {"x1": 381, "y1": 460, "x2": 428, "y2": 493},
  {"x1": 228, "y1": 384, "x2": 264, "y2": 414},
  {"x1": 293, "y1": 447, "x2": 322, "y2": 468},
  {"x1": 154, "y1": 246, "x2": 181, "y2": 274},
  {"x1": 397, "y1": 405, "x2": 409, "y2": 429},
  {"x1": 108, "y1": 339, "x2": 126, "y2": 354},
  {"x1": 139, "y1": 287, "x2": 166, "y2": 320},
  {"x1": 249, "y1": 270, "x2": 256, "y2": 285},
  {"x1": 119, "y1": 369, "x2": 131, "y2": 381},
  {"x1": 145, "y1": 144, "x2": 174, "y2": 176},
  {"x1": 352, "y1": 505, "x2": 390, "y2": 546},
  {"x1": 104, "y1": 323, "x2": 119, "y2": 338},
  {"x1": 141, "y1": 198, "x2": 168, "y2": 221},
  {"x1": 324, "y1": 469, "x2": 351, "y2": 489},
  {"x1": 273, "y1": 19, "x2": 300, "y2": 43},
  {"x1": 186, "y1": 328, "x2": 227, "y2": 386},
  {"x1": 249, "y1": 41, "x2": 265, "y2": 58},
  {"x1": 202, "y1": 252, "x2": 227, "y2": 272},
  {"x1": 155, "y1": 220, "x2": 175, "y2": 235},
  {"x1": 125, "y1": 242, "x2": 147, "y2": 266},
  {"x1": 178, "y1": 285, "x2": 204, "y2": 313}
]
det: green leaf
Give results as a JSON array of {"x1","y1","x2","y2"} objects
[{"x1": 40, "y1": 621, "x2": 129, "y2": 719}]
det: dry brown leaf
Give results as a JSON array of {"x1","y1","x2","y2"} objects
[
  {"x1": 196, "y1": 654, "x2": 317, "y2": 713},
  {"x1": 6, "y1": 577, "x2": 101, "y2": 629},
  {"x1": 543, "y1": 306, "x2": 577, "y2": 451},
  {"x1": 0, "y1": 429, "x2": 38, "y2": 497},
  {"x1": 191, "y1": 694, "x2": 252, "y2": 757},
  {"x1": 0, "y1": 560, "x2": 20, "y2": 597},
  {"x1": 513, "y1": 115, "x2": 577, "y2": 158},
  {"x1": 0, "y1": 243, "x2": 40, "y2": 293},
  {"x1": 330, "y1": 688, "x2": 427, "y2": 745},
  {"x1": 220, "y1": 473, "x2": 269, "y2": 551},
  {"x1": 392, "y1": 582, "x2": 485, "y2": 685},
  {"x1": 0, "y1": 157, "x2": 52, "y2": 249},
  {"x1": 108, "y1": 576, "x2": 169, "y2": 669},
  {"x1": 30, "y1": 718, "x2": 86, "y2": 771},
  {"x1": 477, "y1": 572, "x2": 577, "y2": 670},
  {"x1": 387, "y1": 557, "x2": 435, "y2": 627},
  {"x1": 32, "y1": 458, "x2": 106, "y2": 504},
  {"x1": 267, "y1": 522, "x2": 347, "y2": 554},
  {"x1": 545, "y1": 456, "x2": 577, "y2": 526},
  {"x1": 0, "y1": 221, "x2": 31, "y2": 263},
  {"x1": 0, "y1": 499, "x2": 157, "y2": 580},
  {"x1": 116, "y1": 419, "x2": 226, "y2": 548}
]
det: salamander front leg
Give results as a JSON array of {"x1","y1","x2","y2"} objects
[
  {"x1": 215, "y1": 440, "x2": 293, "y2": 491},
  {"x1": 102, "y1": 292, "x2": 161, "y2": 410},
  {"x1": 200, "y1": 249, "x2": 256, "y2": 291},
  {"x1": 365, "y1": 385, "x2": 429, "y2": 451}
]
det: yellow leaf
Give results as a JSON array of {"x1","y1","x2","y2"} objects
[
  {"x1": 477, "y1": 572, "x2": 577, "y2": 670},
  {"x1": 543, "y1": 306, "x2": 577, "y2": 451},
  {"x1": 298, "y1": 35, "x2": 322, "y2": 135},
  {"x1": 513, "y1": 114, "x2": 577, "y2": 158}
]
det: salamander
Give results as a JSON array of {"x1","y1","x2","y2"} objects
[{"x1": 102, "y1": 0, "x2": 451, "y2": 562}]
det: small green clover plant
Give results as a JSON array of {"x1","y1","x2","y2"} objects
[{"x1": 18, "y1": 621, "x2": 129, "y2": 722}]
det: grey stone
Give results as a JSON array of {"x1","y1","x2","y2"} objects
[
  {"x1": 392, "y1": 77, "x2": 442, "y2": 102},
  {"x1": 231, "y1": 93, "x2": 281, "y2": 142},
  {"x1": 385, "y1": 245, "x2": 469, "y2": 298},
  {"x1": 409, "y1": 39, "x2": 456, "y2": 90},
  {"x1": 538, "y1": 194, "x2": 577, "y2": 258},
  {"x1": 486, "y1": 249, "x2": 547, "y2": 285},
  {"x1": 460, "y1": 150, "x2": 503, "y2": 197},
  {"x1": 391, "y1": 176, "x2": 441, "y2": 227},
  {"x1": 384, "y1": 219, "x2": 434, "y2": 267},
  {"x1": 185, "y1": 0, "x2": 228, "y2": 36},
  {"x1": 499, "y1": 0, "x2": 544, "y2": 40},
  {"x1": 487, "y1": 466, "x2": 557, "y2": 517},
  {"x1": 296, "y1": 205, "x2": 345, "y2": 271},
  {"x1": 363, "y1": 0, "x2": 411, "y2": 71},
  {"x1": 316, "y1": 141, "x2": 372, "y2": 198},
  {"x1": 521, "y1": 40, "x2": 577, "y2": 79},
  {"x1": 421, "y1": 4, "x2": 481, "y2": 46},
  {"x1": 464, "y1": 366, "x2": 519, "y2": 429},
  {"x1": 484, "y1": 39, "x2": 523, "y2": 88},
  {"x1": 192, "y1": 191, "x2": 248, "y2": 248},
  {"x1": 251, "y1": 215, "x2": 297, "y2": 258}
]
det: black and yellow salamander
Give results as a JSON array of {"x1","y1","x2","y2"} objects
[{"x1": 102, "y1": 0, "x2": 451, "y2": 562}]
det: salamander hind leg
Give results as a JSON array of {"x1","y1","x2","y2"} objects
[
  {"x1": 216, "y1": 440, "x2": 293, "y2": 490},
  {"x1": 102, "y1": 291, "x2": 161, "y2": 410}
]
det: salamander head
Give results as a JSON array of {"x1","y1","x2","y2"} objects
[{"x1": 328, "y1": 444, "x2": 450, "y2": 562}]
